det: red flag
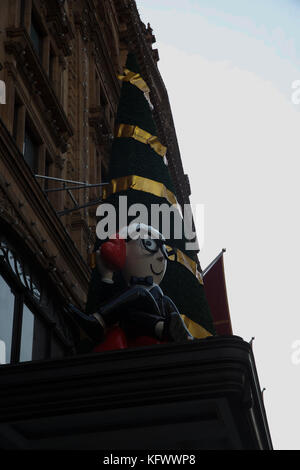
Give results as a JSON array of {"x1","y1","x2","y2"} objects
[{"x1": 202, "y1": 250, "x2": 233, "y2": 336}]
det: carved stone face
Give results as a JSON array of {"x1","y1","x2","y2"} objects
[{"x1": 121, "y1": 237, "x2": 167, "y2": 286}]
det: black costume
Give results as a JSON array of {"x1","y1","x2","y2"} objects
[{"x1": 68, "y1": 274, "x2": 193, "y2": 345}]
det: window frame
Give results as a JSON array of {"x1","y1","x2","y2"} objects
[
  {"x1": 0, "y1": 251, "x2": 49, "y2": 364},
  {"x1": 23, "y1": 122, "x2": 40, "y2": 173},
  {"x1": 30, "y1": 12, "x2": 44, "y2": 62},
  {"x1": 0, "y1": 231, "x2": 74, "y2": 365}
]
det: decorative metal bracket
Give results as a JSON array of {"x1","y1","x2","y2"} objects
[{"x1": 35, "y1": 175, "x2": 108, "y2": 216}]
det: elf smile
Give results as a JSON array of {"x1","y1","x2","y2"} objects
[{"x1": 150, "y1": 264, "x2": 164, "y2": 276}]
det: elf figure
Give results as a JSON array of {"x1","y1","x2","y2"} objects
[
  {"x1": 68, "y1": 52, "x2": 215, "y2": 349},
  {"x1": 69, "y1": 223, "x2": 193, "y2": 351}
]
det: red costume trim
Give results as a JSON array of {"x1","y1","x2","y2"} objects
[{"x1": 92, "y1": 325, "x2": 166, "y2": 352}]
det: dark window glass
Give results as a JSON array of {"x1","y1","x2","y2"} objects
[
  {"x1": 19, "y1": 304, "x2": 49, "y2": 363},
  {"x1": 30, "y1": 16, "x2": 43, "y2": 61},
  {"x1": 100, "y1": 92, "x2": 107, "y2": 108},
  {"x1": 20, "y1": 0, "x2": 25, "y2": 26},
  {"x1": 0, "y1": 275, "x2": 15, "y2": 364},
  {"x1": 13, "y1": 95, "x2": 22, "y2": 142},
  {"x1": 13, "y1": 103, "x2": 19, "y2": 141},
  {"x1": 24, "y1": 127, "x2": 38, "y2": 171}
]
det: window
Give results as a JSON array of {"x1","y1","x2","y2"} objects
[
  {"x1": 13, "y1": 95, "x2": 22, "y2": 141},
  {"x1": 20, "y1": 304, "x2": 35, "y2": 362},
  {"x1": 101, "y1": 160, "x2": 107, "y2": 182},
  {"x1": 49, "y1": 46, "x2": 55, "y2": 83},
  {"x1": 49, "y1": 47, "x2": 63, "y2": 103},
  {"x1": 100, "y1": 91, "x2": 107, "y2": 110},
  {"x1": 0, "y1": 276, "x2": 15, "y2": 364},
  {"x1": 30, "y1": 14, "x2": 43, "y2": 61},
  {"x1": 0, "y1": 233, "x2": 74, "y2": 365},
  {"x1": 20, "y1": 0, "x2": 25, "y2": 27},
  {"x1": 23, "y1": 124, "x2": 39, "y2": 172},
  {"x1": 14, "y1": 105, "x2": 51, "y2": 177}
]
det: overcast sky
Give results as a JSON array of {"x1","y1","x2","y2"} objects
[{"x1": 138, "y1": 0, "x2": 300, "y2": 450}]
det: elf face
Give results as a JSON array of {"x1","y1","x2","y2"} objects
[{"x1": 121, "y1": 236, "x2": 167, "y2": 286}]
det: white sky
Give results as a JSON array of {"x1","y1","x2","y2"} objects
[{"x1": 138, "y1": 0, "x2": 300, "y2": 450}]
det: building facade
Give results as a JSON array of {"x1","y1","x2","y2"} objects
[{"x1": 0, "y1": 0, "x2": 192, "y2": 365}]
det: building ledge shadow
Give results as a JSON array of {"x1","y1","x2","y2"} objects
[{"x1": 0, "y1": 336, "x2": 272, "y2": 450}]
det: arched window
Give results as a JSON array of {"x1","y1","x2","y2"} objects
[{"x1": 0, "y1": 231, "x2": 76, "y2": 365}]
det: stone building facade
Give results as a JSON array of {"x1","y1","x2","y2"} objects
[{"x1": 0, "y1": 0, "x2": 192, "y2": 364}]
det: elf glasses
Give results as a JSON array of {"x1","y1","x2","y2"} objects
[
  {"x1": 123, "y1": 224, "x2": 177, "y2": 261},
  {"x1": 140, "y1": 238, "x2": 177, "y2": 261}
]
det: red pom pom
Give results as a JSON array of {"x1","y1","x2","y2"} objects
[
  {"x1": 101, "y1": 234, "x2": 126, "y2": 271},
  {"x1": 93, "y1": 326, "x2": 128, "y2": 352}
]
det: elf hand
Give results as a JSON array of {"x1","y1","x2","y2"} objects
[{"x1": 96, "y1": 235, "x2": 126, "y2": 281}]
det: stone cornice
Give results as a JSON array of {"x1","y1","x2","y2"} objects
[
  {"x1": 44, "y1": 0, "x2": 75, "y2": 56},
  {"x1": 0, "y1": 336, "x2": 273, "y2": 449}
]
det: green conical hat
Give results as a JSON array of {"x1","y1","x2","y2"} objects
[{"x1": 87, "y1": 52, "x2": 215, "y2": 337}]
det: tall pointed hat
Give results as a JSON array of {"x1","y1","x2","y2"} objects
[{"x1": 87, "y1": 53, "x2": 215, "y2": 338}]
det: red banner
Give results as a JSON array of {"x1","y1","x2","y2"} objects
[{"x1": 203, "y1": 253, "x2": 233, "y2": 336}]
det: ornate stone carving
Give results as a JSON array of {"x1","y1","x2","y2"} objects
[
  {"x1": 5, "y1": 27, "x2": 73, "y2": 153},
  {"x1": 89, "y1": 106, "x2": 113, "y2": 148},
  {"x1": 45, "y1": 0, "x2": 74, "y2": 56}
]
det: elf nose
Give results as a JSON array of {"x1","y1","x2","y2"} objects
[{"x1": 157, "y1": 255, "x2": 164, "y2": 262}]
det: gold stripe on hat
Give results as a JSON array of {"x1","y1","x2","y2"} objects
[
  {"x1": 115, "y1": 124, "x2": 167, "y2": 158},
  {"x1": 181, "y1": 315, "x2": 213, "y2": 338},
  {"x1": 118, "y1": 68, "x2": 150, "y2": 94},
  {"x1": 103, "y1": 174, "x2": 178, "y2": 208}
]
